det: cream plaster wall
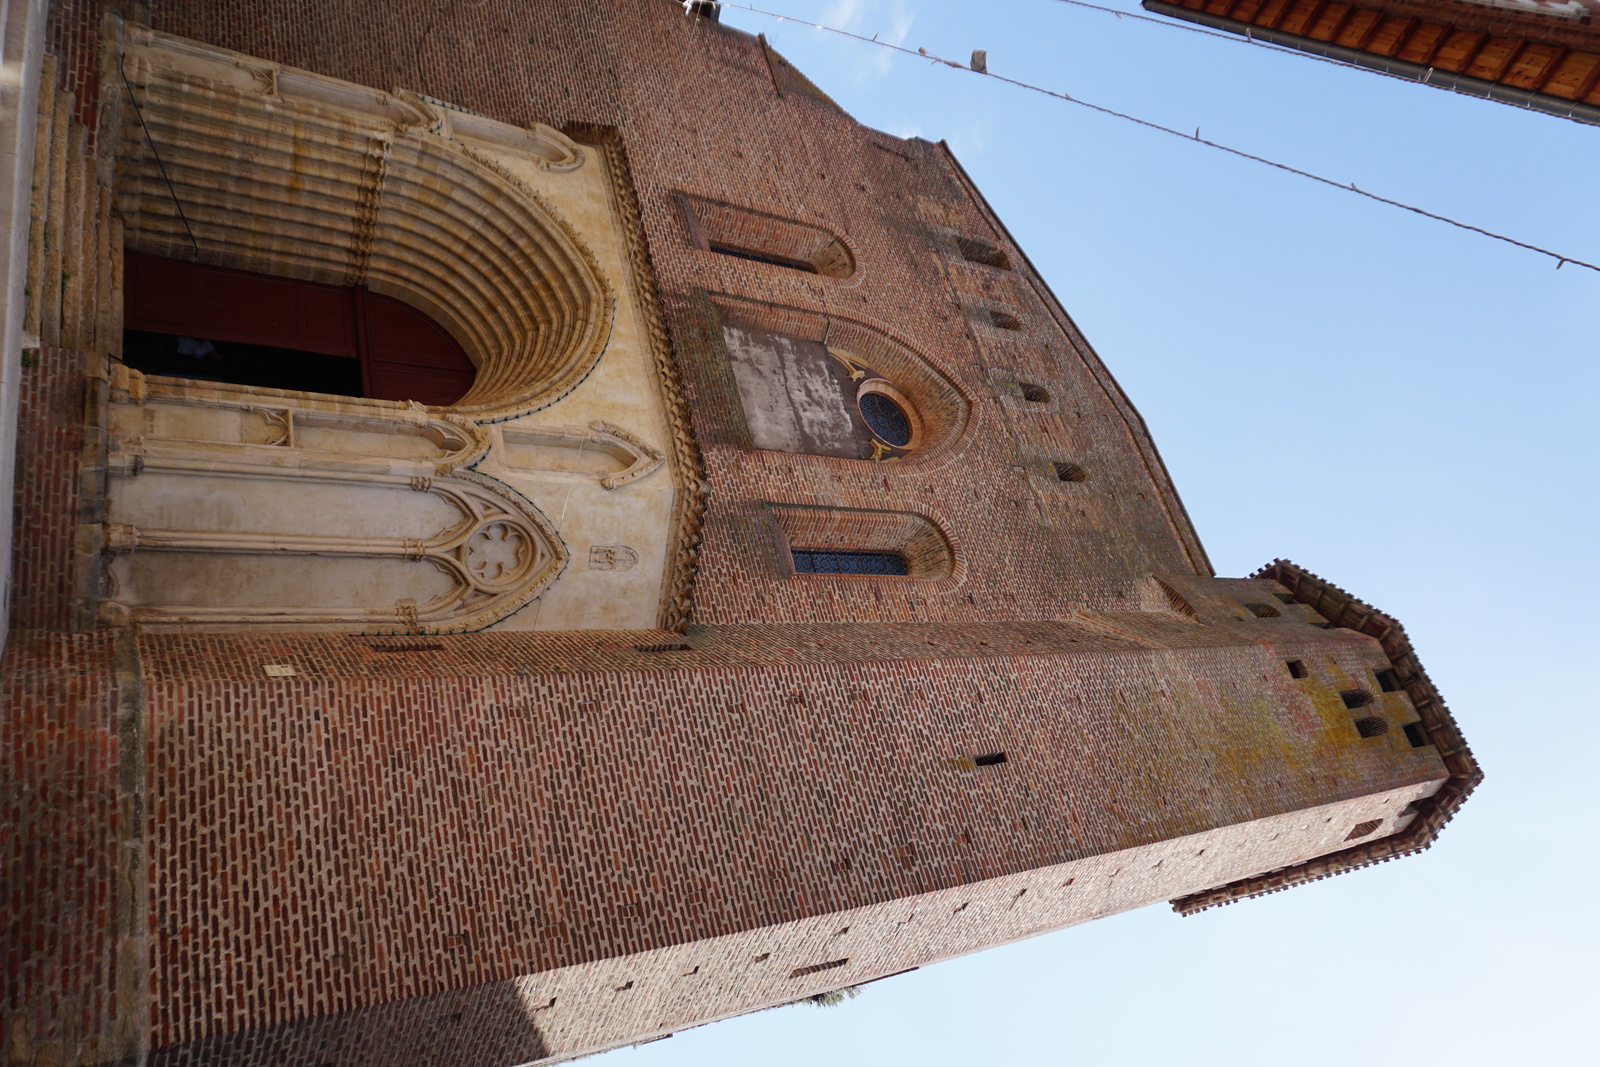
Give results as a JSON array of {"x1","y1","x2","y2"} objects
[{"x1": 468, "y1": 138, "x2": 677, "y2": 633}]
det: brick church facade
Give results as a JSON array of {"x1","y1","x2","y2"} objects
[{"x1": 0, "y1": 2, "x2": 1480, "y2": 1064}]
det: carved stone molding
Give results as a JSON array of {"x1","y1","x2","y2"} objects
[
  {"x1": 102, "y1": 466, "x2": 567, "y2": 633},
  {"x1": 104, "y1": 370, "x2": 569, "y2": 633},
  {"x1": 110, "y1": 366, "x2": 494, "y2": 475},
  {"x1": 588, "y1": 545, "x2": 639, "y2": 571},
  {"x1": 566, "y1": 125, "x2": 708, "y2": 634},
  {"x1": 118, "y1": 29, "x2": 614, "y2": 421},
  {"x1": 494, "y1": 420, "x2": 664, "y2": 489}
]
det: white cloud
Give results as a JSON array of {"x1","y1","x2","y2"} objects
[
  {"x1": 813, "y1": 0, "x2": 916, "y2": 84},
  {"x1": 946, "y1": 116, "x2": 991, "y2": 158},
  {"x1": 822, "y1": 0, "x2": 868, "y2": 30}
]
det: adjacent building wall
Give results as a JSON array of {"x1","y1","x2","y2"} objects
[{"x1": 0, "y1": 0, "x2": 48, "y2": 649}]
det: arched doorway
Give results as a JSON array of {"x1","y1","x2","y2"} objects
[{"x1": 124, "y1": 251, "x2": 478, "y2": 405}]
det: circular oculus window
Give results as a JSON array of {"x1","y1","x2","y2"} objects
[{"x1": 856, "y1": 379, "x2": 922, "y2": 450}]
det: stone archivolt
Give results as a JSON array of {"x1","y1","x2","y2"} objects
[{"x1": 118, "y1": 28, "x2": 613, "y2": 420}]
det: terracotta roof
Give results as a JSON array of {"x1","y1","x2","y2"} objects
[
  {"x1": 1145, "y1": 0, "x2": 1600, "y2": 126},
  {"x1": 1170, "y1": 558, "x2": 1483, "y2": 915}
]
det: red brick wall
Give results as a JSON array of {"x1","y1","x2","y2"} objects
[
  {"x1": 9, "y1": 345, "x2": 86, "y2": 630},
  {"x1": 129, "y1": 615, "x2": 1445, "y2": 1051},
  {"x1": 0, "y1": 631, "x2": 128, "y2": 1065}
]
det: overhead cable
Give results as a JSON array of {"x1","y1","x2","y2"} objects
[{"x1": 714, "y1": 2, "x2": 1599, "y2": 275}]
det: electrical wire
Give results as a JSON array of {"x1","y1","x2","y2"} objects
[{"x1": 711, "y1": 1, "x2": 1600, "y2": 274}]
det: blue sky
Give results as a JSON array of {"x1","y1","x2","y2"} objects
[{"x1": 611, "y1": 2, "x2": 1600, "y2": 1064}]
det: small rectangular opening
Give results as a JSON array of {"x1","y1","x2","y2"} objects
[
  {"x1": 1344, "y1": 818, "x2": 1382, "y2": 841},
  {"x1": 707, "y1": 242, "x2": 820, "y2": 274},
  {"x1": 1353, "y1": 715, "x2": 1388, "y2": 738},
  {"x1": 1375, "y1": 668, "x2": 1401, "y2": 693},
  {"x1": 973, "y1": 752, "x2": 1007, "y2": 767},
  {"x1": 1052, "y1": 461, "x2": 1088, "y2": 483},
  {"x1": 1285, "y1": 659, "x2": 1308, "y2": 679},
  {"x1": 636, "y1": 643, "x2": 692, "y2": 653},
  {"x1": 952, "y1": 235, "x2": 1010, "y2": 270},
  {"x1": 1403, "y1": 721, "x2": 1428, "y2": 748},
  {"x1": 790, "y1": 958, "x2": 850, "y2": 979},
  {"x1": 1341, "y1": 688, "x2": 1374, "y2": 709}
]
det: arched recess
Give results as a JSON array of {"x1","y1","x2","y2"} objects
[
  {"x1": 710, "y1": 294, "x2": 973, "y2": 463},
  {"x1": 680, "y1": 193, "x2": 856, "y2": 278},
  {"x1": 117, "y1": 30, "x2": 613, "y2": 419},
  {"x1": 767, "y1": 503, "x2": 964, "y2": 583}
]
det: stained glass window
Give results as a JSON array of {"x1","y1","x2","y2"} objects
[
  {"x1": 858, "y1": 392, "x2": 912, "y2": 447},
  {"x1": 791, "y1": 550, "x2": 910, "y2": 576}
]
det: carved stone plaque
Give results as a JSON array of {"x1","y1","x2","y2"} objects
[{"x1": 588, "y1": 545, "x2": 638, "y2": 571}]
